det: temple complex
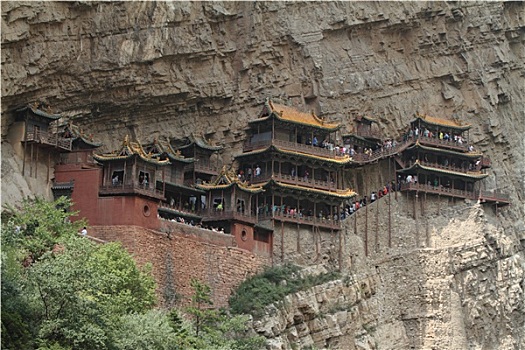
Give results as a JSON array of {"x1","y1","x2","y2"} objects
[{"x1": 10, "y1": 99, "x2": 510, "y2": 265}]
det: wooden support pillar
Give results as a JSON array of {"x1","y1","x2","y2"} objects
[
  {"x1": 22, "y1": 141, "x2": 27, "y2": 176},
  {"x1": 47, "y1": 153, "x2": 51, "y2": 183},
  {"x1": 375, "y1": 197, "x2": 379, "y2": 253},
  {"x1": 414, "y1": 192, "x2": 419, "y2": 247},
  {"x1": 364, "y1": 199, "x2": 368, "y2": 257},
  {"x1": 30, "y1": 143, "x2": 34, "y2": 177},
  {"x1": 338, "y1": 228, "x2": 342, "y2": 271},
  {"x1": 384, "y1": 189, "x2": 388, "y2": 249},
  {"x1": 296, "y1": 223, "x2": 301, "y2": 253},
  {"x1": 281, "y1": 221, "x2": 284, "y2": 263},
  {"x1": 162, "y1": 168, "x2": 166, "y2": 196},
  {"x1": 354, "y1": 202, "x2": 358, "y2": 236}
]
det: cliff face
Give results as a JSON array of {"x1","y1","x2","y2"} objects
[{"x1": 2, "y1": 1, "x2": 524, "y2": 348}]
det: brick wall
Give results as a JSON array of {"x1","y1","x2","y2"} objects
[{"x1": 89, "y1": 223, "x2": 270, "y2": 308}]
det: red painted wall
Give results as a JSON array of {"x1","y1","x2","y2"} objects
[
  {"x1": 54, "y1": 164, "x2": 100, "y2": 224},
  {"x1": 232, "y1": 223, "x2": 271, "y2": 257},
  {"x1": 54, "y1": 164, "x2": 160, "y2": 230}
]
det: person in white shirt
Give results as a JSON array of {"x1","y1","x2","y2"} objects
[{"x1": 81, "y1": 227, "x2": 87, "y2": 236}]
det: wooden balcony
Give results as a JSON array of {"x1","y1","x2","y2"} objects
[
  {"x1": 352, "y1": 139, "x2": 412, "y2": 164},
  {"x1": 201, "y1": 209, "x2": 257, "y2": 224},
  {"x1": 416, "y1": 135, "x2": 470, "y2": 152},
  {"x1": 99, "y1": 182, "x2": 165, "y2": 200},
  {"x1": 25, "y1": 130, "x2": 72, "y2": 151},
  {"x1": 251, "y1": 172, "x2": 342, "y2": 192},
  {"x1": 243, "y1": 138, "x2": 348, "y2": 160},
  {"x1": 400, "y1": 183, "x2": 510, "y2": 205},
  {"x1": 406, "y1": 160, "x2": 482, "y2": 175},
  {"x1": 261, "y1": 212, "x2": 341, "y2": 230}
]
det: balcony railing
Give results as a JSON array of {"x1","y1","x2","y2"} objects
[
  {"x1": 406, "y1": 160, "x2": 482, "y2": 174},
  {"x1": 416, "y1": 135, "x2": 470, "y2": 152},
  {"x1": 260, "y1": 212, "x2": 341, "y2": 230},
  {"x1": 352, "y1": 139, "x2": 412, "y2": 163},
  {"x1": 250, "y1": 172, "x2": 341, "y2": 192},
  {"x1": 99, "y1": 182, "x2": 165, "y2": 199},
  {"x1": 400, "y1": 183, "x2": 510, "y2": 204},
  {"x1": 202, "y1": 209, "x2": 257, "y2": 224},
  {"x1": 243, "y1": 138, "x2": 349, "y2": 160},
  {"x1": 25, "y1": 130, "x2": 72, "y2": 151},
  {"x1": 59, "y1": 151, "x2": 95, "y2": 165}
]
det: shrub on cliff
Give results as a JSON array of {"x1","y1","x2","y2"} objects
[{"x1": 229, "y1": 264, "x2": 340, "y2": 317}]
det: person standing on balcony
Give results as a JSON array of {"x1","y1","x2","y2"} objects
[
  {"x1": 255, "y1": 165, "x2": 261, "y2": 177},
  {"x1": 312, "y1": 136, "x2": 318, "y2": 147}
]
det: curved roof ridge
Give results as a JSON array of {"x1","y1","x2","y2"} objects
[
  {"x1": 253, "y1": 97, "x2": 341, "y2": 131},
  {"x1": 94, "y1": 135, "x2": 170, "y2": 165},
  {"x1": 414, "y1": 113, "x2": 471, "y2": 131}
]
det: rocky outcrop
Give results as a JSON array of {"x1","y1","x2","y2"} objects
[
  {"x1": 2, "y1": 2, "x2": 524, "y2": 349},
  {"x1": 253, "y1": 197, "x2": 524, "y2": 349}
]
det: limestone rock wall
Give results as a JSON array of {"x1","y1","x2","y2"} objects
[
  {"x1": 2, "y1": 1, "x2": 524, "y2": 349},
  {"x1": 255, "y1": 195, "x2": 524, "y2": 350}
]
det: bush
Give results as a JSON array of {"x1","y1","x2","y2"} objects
[{"x1": 229, "y1": 264, "x2": 340, "y2": 317}]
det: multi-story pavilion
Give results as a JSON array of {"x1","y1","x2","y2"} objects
[
  {"x1": 174, "y1": 134, "x2": 223, "y2": 186},
  {"x1": 398, "y1": 114, "x2": 508, "y2": 205},
  {"x1": 237, "y1": 98, "x2": 357, "y2": 232}
]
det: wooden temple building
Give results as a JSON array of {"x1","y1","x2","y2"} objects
[
  {"x1": 237, "y1": 98, "x2": 357, "y2": 231},
  {"x1": 11, "y1": 103, "x2": 73, "y2": 180},
  {"x1": 396, "y1": 114, "x2": 509, "y2": 206},
  {"x1": 342, "y1": 115, "x2": 382, "y2": 154}
]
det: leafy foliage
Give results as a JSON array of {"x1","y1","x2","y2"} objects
[
  {"x1": 1, "y1": 197, "x2": 266, "y2": 350},
  {"x1": 2, "y1": 196, "x2": 84, "y2": 262},
  {"x1": 185, "y1": 279, "x2": 266, "y2": 350},
  {"x1": 229, "y1": 264, "x2": 341, "y2": 316}
]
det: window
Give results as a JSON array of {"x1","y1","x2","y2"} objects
[
  {"x1": 236, "y1": 199, "x2": 245, "y2": 213},
  {"x1": 139, "y1": 171, "x2": 150, "y2": 187},
  {"x1": 111, "y1": 170, "x2": 124, "y2": 185}
]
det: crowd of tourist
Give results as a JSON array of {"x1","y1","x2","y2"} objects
[
  {"x1": 160, "y1": 215, "x2": 227, "y2": 234},
  {"x1": 340, "y1": 179, "x2": 398, "y2": 220}
]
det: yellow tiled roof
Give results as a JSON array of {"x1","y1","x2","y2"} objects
[
  {"x1": 255, "y1": 98, "x2": 340, "y2": 130},
  {"x1": 400, "y1": 160, "x2": 488, "y2": 179},
  {"x1": 271, "y1": 180, "x2": 357, "y2": 199},
  {"x1": 195, "y1": 166, "x2": 264, "y2": 193},
  {"x1": 94, "y1": 135, "x2": 170, "y2": 165},
  {"x1": 416, "y1": 114, "x2": 471, "y2": 130},
  {"x1": 411, "y1": 141, "x2": 483, "y2": 158},
  {"x1": 237, "y1": 144, "x2": 354, "y2": 165}
]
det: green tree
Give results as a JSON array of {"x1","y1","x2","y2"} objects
[
  {"x1": 1, "y1": 198, "x2": 156, "y2": 350},
  {"x1": 2, "y1": 196, "x2": 84, "y2": 262},
  {"x1": 111, "y1": 310, "x2": 181, "y2": 350},
  {"x1": 186, "y1": 279, "x2": 266, "y2": 350}
]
